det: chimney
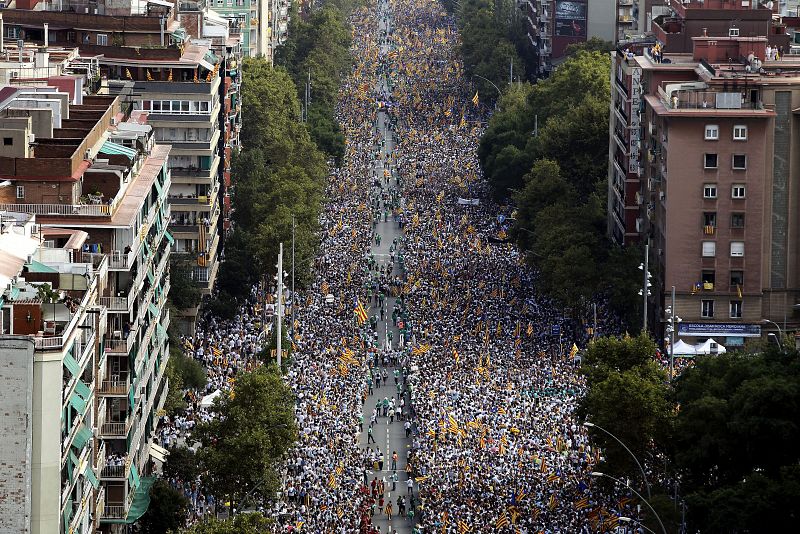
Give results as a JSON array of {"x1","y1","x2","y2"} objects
[{"x1": 44, "y1": 23, "x2": 49, "y2": 48}]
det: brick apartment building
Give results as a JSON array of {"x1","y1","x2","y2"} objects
[{"x1": 608, "y1": 5, "x2": 800, "y2": 348}]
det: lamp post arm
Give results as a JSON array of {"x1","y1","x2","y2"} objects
[
  {"x1": 597, "y1": 473, "x2": 667, "y2": 534},
  {"x1": 586, "y1": 421, "x2": 652, "y2": 499}
]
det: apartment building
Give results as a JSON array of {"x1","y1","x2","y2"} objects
[
  {"x1": 179, "y1": 0, "x2": 288, "y2": 59},
  {"x1": 526, "y1": 0, "x2": 656, "y2": 76},
  {"x1": 652, "y1": 0, "x2": 788, "y2": 54},
  {"x1": 606, "y1": 30, "x2": 800, "y2": 348},
  {"x1": 0, "y1": 84, "x2": 171, "y2": 532},
  {"x1": 0, "y1": 4, "x2": 243, "y2": 329}
]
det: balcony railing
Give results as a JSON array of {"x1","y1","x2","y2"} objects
[
  {"x1": 0, "y1": 202, "x2": 112, "y2": 216},
  {"x1": 104, "y1": 334, "x2": 134, "y2": 354},
  {"x1": 104, "y1": 504, "x2": 127, "y2": 519},
  {"x1": 100, "y1": 464, "x2": 129, "y2": 479},
  {"x1": 100, "y1": 419, "x2": 130, "y2": 438},
  {"x1": 99, "y1": 376, "x2": 130, "y2": 395},
  {"x1": 99, "y1": 296, "x2": 131, "y2": 312}
]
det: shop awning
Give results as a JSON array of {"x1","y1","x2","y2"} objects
[
  {"x1": 26, "y1": 259, "x2": 58, "y2": 273},
  {"x1": 63, "y1": 351, "x2": 80, "y2": 377},
  {"x1": 72, "y1": 423, "x2": 93, "y2": 450},
  {"x1": 100, "y1": 141, "x2": 137, "y2": 160},
  {"x1": 149, "y1": 443, "x2": 169, "y2": 463},
  {"x1": 101, "y1": 476, "x2": 156, "y2": 524},
  {"x1": 84, "y1": 465, "x2": 100, "y2": 489}
]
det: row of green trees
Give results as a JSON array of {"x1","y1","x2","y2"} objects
[
  {"x1": 581, "y1": 335, "x2": 800, "y2": 532},
  {"x1": 140, "y1": 366, "x2": 297, "y2": 533},
  {"x1": 275, "y1": 1, "x2": 355, "y2": 163},
  {"x1": 215, "y1": 58, "x2": 328, "y2": 312},
  {"x1": 443, "y1": 0, "x2": 528, "y2": 102},
  {"x1": 477, "y1": 48, "x2": 639, "y2": 324}
]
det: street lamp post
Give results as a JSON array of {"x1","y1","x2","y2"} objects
[
  {"x1": 472, "y1": 74, "x2": 501, "y2": 108},
  {"x1": 762, "y1": 319, "x2": 784, "y2": 349},
  {"x1": 619, "y1": 516, "x2": 657, "y2": 534},
  {"x1": 591, "y1": 472, "x2": 667, "y2": 534},
  {"x1": 583, "y1": 421, "x2": 651, "y2": 499}
]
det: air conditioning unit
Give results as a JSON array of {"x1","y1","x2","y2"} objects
[
  {"x1": 729, "y1": 28, "x2": 740, "y2": 37},
  {"x1": 659, "y1": 191, "x2": 665, "y2": 201},
  {"x1": 110, "y1": 117, "x2": 118, "y2": 126},
  {"x1": 28, "y1": 133, "x2": 35, "y2": 144}
]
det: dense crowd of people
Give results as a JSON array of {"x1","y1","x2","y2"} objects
[{"x1": 154, "y1": 0, "x2": 668, "y2": 531}]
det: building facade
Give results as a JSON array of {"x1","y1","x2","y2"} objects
[
  {"x1": 607, "y1": 29, "x2": 800, "y2": 348},
  {"x1": 0, "y1": 85, "x2": 172, "y2": 532}
]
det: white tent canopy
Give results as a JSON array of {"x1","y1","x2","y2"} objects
[
  {"x1": 200, "y1": 389, "x2": 222, "y2": 408},
  {"x1": 695, "y1": 338, "x2": 727, "y2": 354},
  {"x1": 671, "y1": 339, "x2": 697, "y2": 356}
]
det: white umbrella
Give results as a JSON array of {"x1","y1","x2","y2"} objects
[
  {"x1": 200, "y1": 389, "x2": 222, "y2": 408},
  {"x1": 671, "y1": 339, "x2": 697, "y2": 356},
  {"x1": 694, "y1": 338, "x2": 727, "y2": 354}
]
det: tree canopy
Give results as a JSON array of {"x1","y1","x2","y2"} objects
[
  {"x1": 671, "y1": 347, "x2": 800, "y2": 531},
  {"x1": 193, "y1": 365, "x2": 298, "y2": 509},
  {"x1": 178, "y1": 513, "x2": 274, "y2": 533},
  {"x1": 217, "y1": 59, "x2": 327, "y2": 306}
]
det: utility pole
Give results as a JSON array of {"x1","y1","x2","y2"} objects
[
  {"x1": 670, "y1": 285, "x2": 676, "y2": 380},
  {"x1": 642, "y1": 243, "x2": 649, "y2": 331},
  {"x1": 277, "y1": 242, "x2": 283, "y2": 368},
  {"x1": 291, "y1": 215, "x2": 296, "y2": 339}
]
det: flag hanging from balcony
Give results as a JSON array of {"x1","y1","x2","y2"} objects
[
  {"x1": 168, "y1": 69, "x2": 173, "y2": 82},
  {"x1": 125, "y1": 68, "x2": 133, "y2": 80},
  {"x1": 146, "y1": 70, "x2": 154, "y2": 81},
  {"x1": 193, "y1": 69, "x2": 199, "y2": 83}
]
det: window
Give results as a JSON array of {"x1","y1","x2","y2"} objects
[
  {"x1": 97, "y1": 34, "x2": 108, "y2": 46},
  {"x1": 143, "y1": 101, "x2": 151, "y2": 111},
  {"x1": 702, "y1": 241, "x2": 716, "y2": 257},
  {"x1": 731, "y1": 213, "x2": 745, "y2": 228},
  {"x1": 703, "y1": 212, "x2": 717, "y2": 228},
  {"x1": 732, "y1": 154, "x2": 747, "y2": 169},
  {"x1": 16, "y1": 185, "x2": 24, "y2": 199},
  {"x1": 703, "y1": 183, "x2": 717, "y2": 199},
  {"x1": 730, "y1": 270, "x2": 744, "y2": 288},
  {"x1": 701, "y1": 299, "x2": 715, "y2": 318},
  {"x1": 702, "y1": 269, "x2": 716, "y2": 287},
  {"x1": 704, "y1": 153, "x2": 718, "y2": 169},
  {"x1": 200, "y1": 101, "x2": 210, "y2": 113},
  {"x1": 733, "y1": 125, "x2": 748, "y2": 140},
  {"x1": 732, "y1": 184, "x2": 746, "y2": 199},
  {"x1": 730, "y1": 241, "x2": 745, "y2": 257},
  {"x1": 730, "y1": 300, "x2": 743, "y2": 318},
  {"x1": 67, "y1": 31, "x2": 76, "y2": 42},
  {"x1": 704, "y1": 124, "x2": 719, "y2": 140},
  {"x1": 152, "y1": 100, "x2": 162, "y2": 111},
  {"x1": 3, "y1": 137, "x2": 12, "y2": 146}
]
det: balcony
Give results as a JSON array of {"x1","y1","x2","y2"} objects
[
  {"x1": 168, "y1": 194, "x2": 214, "y2": 205},
  {"x1": 104, "y1": 503, "x2": 127, "y2": 520},
  {"x1": 100, "y1": 463, "x2": 130, "y2": 480},
  {"x1": 0, "y1": 202, "x2": 114, "y2": 217},
  {"x1": 99, "y1": 296, "x2": 131, "y2": 312},
  {"x1": 99, "y1": 417, "x2": 132, "y2": 438},
  {"x1": 104, "y1": 334, "x2": 134, "y2": 355},
  {"x1": 703, "y1": 225, "x2": 716, "y2": 236},
  {"x1": 98, "y1": 374, "x2": 130, "y2": 396}
]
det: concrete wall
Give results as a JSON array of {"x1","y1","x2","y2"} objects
[{"x1": 0, "y1": 336, "x2": 34, "y2": 534}]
